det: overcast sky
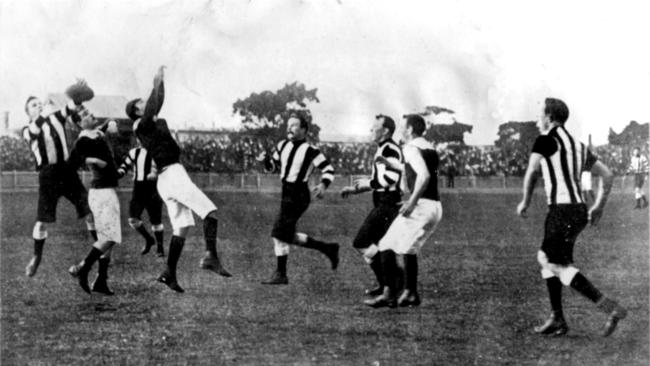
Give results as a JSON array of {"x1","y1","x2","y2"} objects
[{"x1": 1, "y1": 0, "x2": 648, "y2": 145}]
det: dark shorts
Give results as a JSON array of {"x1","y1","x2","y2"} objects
[
  {"x1": 541, "y1": 204, "x2": 588, "y2": 265},
  {"x1": 353, "y1": 192, "x2": 400, "y2": 249},
  {"x1": 129, "y1": 181, "x2": 163, "y2": 225},
  {"x1": 271, "y1": 183, "x2": 310, "y2": 243},
  {"x1": 634, "y1": 173, "x2": 646, "y2": 189},
  {"x1": 37, "y1": 164, "x2": 90, "y2": 223}
]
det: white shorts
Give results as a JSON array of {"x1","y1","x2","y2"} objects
[
  {"x1": 378, "y1": 199, "x2": 442, "y2": 255},
  {"x1": 157, "y1": 163, "x2": 217, "y2": 230},
  {"x1": 89, "y1": 188, "x2": 121, "y2": 244},
  {"x1": 581, "y1": 171, "x2": 592, "y2": 191}
]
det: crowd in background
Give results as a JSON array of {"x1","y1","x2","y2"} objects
[{"x1": 0, "y1": 134, "x2": 645, "y2": 176}]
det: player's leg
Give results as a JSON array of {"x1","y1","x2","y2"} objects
[
  {"x1": 26, "y1": 176, "x2": 60, "y2": 277},
  {"x1": 61, "y1": 167, "x2": 96, "y2": 241},
  {"x1": 148, "y1": 188, "x2": 165, "y2": 256},
  {"x1": 289, "y1": 185, "x2": 338, "y2": 268},
  {"x1": 128, "y1": 188, "x2": 155, "y2": 255},
  {"x1": 199, "y1": 210, "x2": 231, "y2": 276},
  {"x1": 263, "y1": 200, "x2": 298, "y2": 284},
  {"x1": 69, "y1": 188, "x2": 121, "y2": 294}
]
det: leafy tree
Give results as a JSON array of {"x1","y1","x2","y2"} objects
[
  {"x1": 494, "y1": 121, "x2": 538, "y2": 156},
  {"x1": 608, "y1": 120, "x2": 649, "y2": 147},
  {"x1": 232, "y1": 82, "x2": 321, "y2": 141}
]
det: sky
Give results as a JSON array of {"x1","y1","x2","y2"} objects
[{"x1": 1, "y1": 0, "x2": 648, "y2": 145}]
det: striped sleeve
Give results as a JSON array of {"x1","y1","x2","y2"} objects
[
  {"x1": 312, "y1": 148, "x2": 335, "y2": 187},
  {"x1": 52, "y1": 101, "x2": 79, "y2": 126},
  {"x1": 370, "y1": 144, "x2": 401, "y2": 189},
  {"x1": 117, "y1": 149, "x2": 136, "y2": 177}
]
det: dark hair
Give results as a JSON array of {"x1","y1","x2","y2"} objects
[
  {"x1": 544, "y1": 98, "x2": 569, "y2": 124},
  {"x1": 289, "y1": 112, "x2": 309, "y2": 131},
  {"x1": 405, "y1": 114, "x2": 426, "y2": 136},
  {"x1": 125, "y1": 98, "x2": 143, "y2": 121},
  {"x1": 25, "y1": 96, "x2": 38, "y2": 114},
  {"x1": 376, "y1": 114, "x2": 395, "y2": 136}
]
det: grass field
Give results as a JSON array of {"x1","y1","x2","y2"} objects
[{"x1": 1, "y1": 190, "x2": 648, "y2": 365}]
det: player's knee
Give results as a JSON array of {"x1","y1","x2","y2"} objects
[
  {"x1": 173, "y1": 226, "x2": 190, "y2": 237},
  {"x1": 358, "y1": 244, "x2": 379, "y2": 264},
  {"x1": 128, "y1": 218, "x2": 143, "y2": 229},
  {"x1": 205, "y1": 210, "x2": 218, "y2": 220},
  {"x1": 293, "y1": 232, "x2": 308, "y2": 244},
  {"x1": 33, "y1": 222, "x2": 47, "y2": 240},
  {"x1": 536, "y1": 250, "x2": 553, "y2": 270},
  {"x1": 273, "y1": 238, "x2": 290, "y2": 256},
  {"x1": 152, "y1": 224, "x2": 164, "y2": 232}
]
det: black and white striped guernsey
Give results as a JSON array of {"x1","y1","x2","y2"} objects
[
  {"x1": 22, "y1": 104, "x2": 79, "y2": 169},
  {"x1": 272, "y1": 139, "x2": 335, "y2": 187},
  {"x1": 117, "y1": 147, "x2": 157, "y2": 182},
  {"x1": 532, "y1": 125, "x2": 598, "y2": 205},
  {"x1": 370, "y1": 139, "x2": 402, "y2": 192}
]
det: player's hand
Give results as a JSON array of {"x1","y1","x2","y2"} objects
[
  {"x1": 341, "y1": 186, "x2": 356, "y2": 199},
  {"x1": 154, "y1": 65, "x2": 166, "y2": 84},
  {"x1": 588, "y1": 206, "x2": 604, "y2": 226},
  {"x1": 312, "y1": 183, "x2": 326, "y2": 199},
  {"x1": 106, "y1": 120, "x2": 118, "y2": 134},
  {"x1": 516, "y1": 200, "x2": 528, "y2": 218},
  {"x1": 399, "y1": 200, "x2": 416, "y2": 217},
  {"x1": 353, "y1": 178, "x2": 370, "y2": 191}
]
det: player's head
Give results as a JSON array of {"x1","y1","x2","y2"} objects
[
  {"x1": 77, "y1": 105, "x2": 98, "y2": 130},
  {"x1": 125, "y1": 98, "x2": 145, "y2": 121},
  {"x1": 404, "y1": 114, "x2": 426, "y2": 142},
  {"x1": 633, "y1": 147, "x2": 640, "y2": 156},
  {"x1": 25, "y1": 96, "x2": 42, "y2": 120},
  {"x1": 287, "y1": 113, "x2": 308, "y2": 141},
  {"x1": 541, "y1": 98, "x2": 569, "y2": 127},
  {"x1": 372, "y1": 114, "x2": 395, "y2": 144}
]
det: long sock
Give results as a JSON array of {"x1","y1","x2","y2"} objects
[
  {"x1": 203, "y1": 216, "x2": 218, "y2": 257},
  {"x1": 369, "y1": 255, "x2": 383, "y2": 287},
  {"x1": 277, "y1": 255, "x2": 288, "y2": 276},
  {"x1": 546, "y1": 277, "x2": 564, "y2": 318},
  {"x1": 154, "y1": 230, "x2": 164, "y2": 249},
  {"x1": 404, "y1": 254, "x2": 418, "y2": 293},
  {"x1": 167, "y1": 236, "x2": 185, "y2": 277},
  {"x1": 81, "y1": 247, "x2": 103, "y2": 273},
  {"x1": 97, "y1": 257, "x2": 110, "y2": 280},
  {"x1": 570, "y1": 272, "x2": 603, "y2": 303},
  {"x1": 136, "y1": 225, "x2": 154, "y2": 242},
  {"x1": 380, "y1": 250, "x2": 398, "y2": 294},
  {"x1": 300, "y1": 236, "x2": 328, "y2": 252},
  {"x1": 89, "y1": 230, "x2": 98, "y2": 242},
  {"x1": 34, "y1": 239, "x2": 45, "y2": 257}
]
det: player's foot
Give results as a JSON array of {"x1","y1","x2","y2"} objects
[
  {"x1": 364, "y1": 288, "x2": 397, "y2": 308},
  {"x1": 326, "y1": 243, "x2": 339, "y2": 270},
  {"x1": 156, "y1": 270, "x2": 184, "y2": 293},
  {"x1": 602, "y1": 304, "x2": 627, "y2": 337},
  {"x1": 261, "y1": 271, "x2": 288, "y2": 285},
  {"x1": 397, "y1": 290, "x2": 421, "y2": 307},
  {"x1": 141, "y1": 238, "x2": 156, "y2": 255},
  {"x1": 200, "y1": 253, "x2": 231, "y2": 277},
  {"x1": 364, "y1": 285, "x2": 383, "y2": 297},
  {"x1": 534, "y1": 313, "x2": 568, "y2": 336},
  {"x1": 68, "y1": 263, "x2": 91, "y2": 294},
  {"x1": 25, "y1": 255, "x2": 41, "y2": 277},
  {"x1": 91, "y1": 277, "x2": 114, "y2": 296},
  {"x1": 156, "y1": 246, "x2": 165, "y2": 257}
]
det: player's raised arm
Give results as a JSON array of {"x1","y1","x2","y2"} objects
[{"x1": 140, "y1": 66, "x2": 166, "y2": 129}]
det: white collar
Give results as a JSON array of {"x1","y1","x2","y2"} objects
[
  {"x1": 407, "y1": 137, "x2": 433, "y2": 150},
  {"x1": 78, "y1": 129, "x2": 103, "y2": 139}
]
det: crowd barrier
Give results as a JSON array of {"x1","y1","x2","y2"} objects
[{"x1": 0, "y1": 171, "x2": 640, "y2": 192}]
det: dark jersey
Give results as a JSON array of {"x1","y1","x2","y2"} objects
[
  {"x1": 68, "y1": 130, "x2": 119, "y2": 188},
  {"x1": 134, "y1": 80, "x2": 181, "y2": 169},
  {"x1": 404, "y1": 137, "x2": 440, "y2": 201}
]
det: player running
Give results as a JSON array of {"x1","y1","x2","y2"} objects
[
  {"x1": 517, "y1": 97, "x2": 626, "y2": 337},
  {"x1": 628, "y1": 147, "x2": 648, "y2": 209}
]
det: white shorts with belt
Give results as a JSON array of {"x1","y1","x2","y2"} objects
[
  {"x1": 378, "y1": 199, "x2": 442, "y2": 255},
  {"x1": 157, "y1": 163, "x2": 217, "y2": 229},
  {"x1": 89, "y1": 188, "x2": 121, "y2": 244}
]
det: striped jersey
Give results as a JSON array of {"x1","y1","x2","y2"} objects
[
  {"x1": 117, "y1": 147, "x2": 158, "y2": 182},
  {"x1": 272, "y1": 139, "x2": 335, "y2": 187},
  {"x1": 629, "y1": 155, "x2": 648, "y2": 174},
  {"x1": 532, "y1": 125, "x2": 598, "y2": 205},
  {"x1": 22, "y1": 103, "x2": 79, "y2": 169},
  {"x1": 370, "y1": 139, "x2": 402, "y2": 192}
]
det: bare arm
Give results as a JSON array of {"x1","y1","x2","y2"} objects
[
  {"x1": 588, "y1": 160, "x2": 614, "y2": 225},
  {"x1": 517, "y1": 153, "x2": 543, "y2": 217},
  {"x1": 400, "y1": 146, "x2": 430, "y2": 216}
]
